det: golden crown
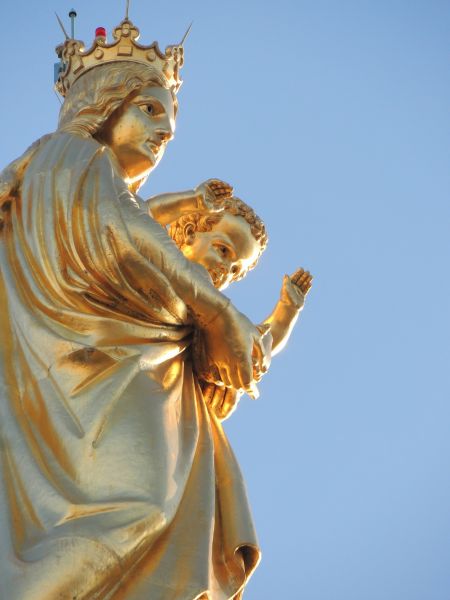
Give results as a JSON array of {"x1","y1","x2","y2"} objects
[{"x1": 55, "y1": 19, "x2": 184, "y2": 97}]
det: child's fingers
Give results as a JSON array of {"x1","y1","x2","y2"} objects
[
  {"x1": 207, "y1": 179, "x2": 233, "y2": 197},
  {"x1": 290, "y1": 268, "x2": 305, "y2": 284},
  {"x1": 299, "y1": 272, "x2": 311, "y2": 287},
  {"x1": 291, "y1": 269, "x2": 307, "y2": 285},
  {"x1": 302, "y1": 276, "x2": 313, "y2": 293},
  {"x1": 289, "y1": 270, "x2": 313, "y2": 294}
]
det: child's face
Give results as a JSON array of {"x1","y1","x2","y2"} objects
[{"x1": 181, "y1": 213, "x2": 260, "y2": 290}]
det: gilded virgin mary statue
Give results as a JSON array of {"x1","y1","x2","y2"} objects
[{"x1": 0, "y1": 8, "x2": 312, "y2": 600}]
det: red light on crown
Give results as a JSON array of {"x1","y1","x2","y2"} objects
[{"x1": 95, "y1": 27, "x2": 107, "y2": 39}]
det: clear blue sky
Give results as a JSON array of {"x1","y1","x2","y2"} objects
[{"x1": 1, "y1": 1, "x2": 449, "y2": 598}]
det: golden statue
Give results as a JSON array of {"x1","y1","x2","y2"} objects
[{"x1": 0, "y1": 10, "x2": 311, "y2": 600}]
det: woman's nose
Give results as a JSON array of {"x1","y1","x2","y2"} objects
[
  {"x1": 153, "y1": 130, "x2": 171, "y2": 150},
  {"x1": 155, "y1": 128, "x2": 172, "y2": 144},
  {"x1": 156, "y1": 115, "x2": 175, "y2": 143}
]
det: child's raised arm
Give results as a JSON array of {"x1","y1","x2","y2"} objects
[
  {"x1": 145, "y1": 179, "x2": 233, "y2": 226},
  {"x1": 261, "y1": 268, "x2": 312, "y2": 356}
]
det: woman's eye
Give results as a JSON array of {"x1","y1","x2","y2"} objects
[
  {"x1": 217, "y1": 245, "x2": 228, "y2": 256},
  {"x1": 140, "y1": 103, "x2": 156, "y2": 115}
]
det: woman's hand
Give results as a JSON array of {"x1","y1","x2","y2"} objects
[
  {"x1": 202, "y1": 383, "x2": 243, "y2": 421},
  {"x1": 194, "y1": 178, "x2": 233, "y2": 213},
  {"x1": 201, "y1": 303, "x2": 270, "y2": 394}
]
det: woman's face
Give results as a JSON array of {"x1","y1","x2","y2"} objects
[{"x1": 101, "y1": 86, "x2": 176, "y2": 183}]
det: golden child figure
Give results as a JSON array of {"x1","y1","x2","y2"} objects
[{"x1": 161, "y1": 194, "x2": 312, "y2": 419}]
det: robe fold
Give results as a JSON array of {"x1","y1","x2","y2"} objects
[{"x1": 0, "y1": 133, "x2": 260, "y2": 600}]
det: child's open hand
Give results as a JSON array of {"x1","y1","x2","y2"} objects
[
  {"x1": 195, "y1": 179, "x2": 233, "y2": 213},
  {"x1": 280, "y1": 268, "x2": 313, "y2": 309}
]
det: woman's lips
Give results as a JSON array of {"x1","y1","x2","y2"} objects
[{"x1": 147, "y1": 141, "x2": 161, "y2": 156}]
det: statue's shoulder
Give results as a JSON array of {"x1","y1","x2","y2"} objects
[
  {"x1": 34, "y1": 132, "x2": 103, "y2": 164},
  {"x1": 27, "y1": 132, "x2": 117, "y2": 181},
  {"x1": 1, "y1": 132, "x2": 103, "y2": 205}
]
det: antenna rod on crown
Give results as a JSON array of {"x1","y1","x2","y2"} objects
[
  {"x1": 180, "y1": 22, "x2": 193, "y2": 46},
  {"x1": 69, "y1": 9, "x2": 77, "y2": 39},
  {"x1": 55, "y1": 13, "x2": 69, "y2": 40},
  {"x1": 125, "y1": 0, "x2": 130, "y2": 20}
]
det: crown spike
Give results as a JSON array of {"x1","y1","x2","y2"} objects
[
  {"x1": 180, "y1": 22, "x2": 193, "y2": 46},
  {"x1": 125, "y1": 0, "x2": 130, "y2": 20},
  {"x1": 55, "y1": 12, "x2": 69, "y2": 40}
]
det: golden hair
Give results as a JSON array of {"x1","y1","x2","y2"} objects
[{"x1": 58, "y1": 61, "x2": 174, "y2": 137}]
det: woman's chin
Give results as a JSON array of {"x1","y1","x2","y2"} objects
[{"x1": 124, "y1": 162, "x2": 155, "y2": 184}]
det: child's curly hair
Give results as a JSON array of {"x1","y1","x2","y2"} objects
[{"x1": 168, "y1": 196, "x2": 268, "y2": 283}]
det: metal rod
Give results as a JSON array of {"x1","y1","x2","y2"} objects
[
  {"x1": 69, "y1": 9, "x2": 77, "y2": 38},
  {"x1": 54, "y1": 90, "x2": 63, "y2": 106},
  {"x1": 180, "y1": 22, "x2": 193, "y2": 46},
  {"x1": 55, "y1": 12, "x2": 69, "y2": 40},
  {"x1": 125, "y1": 0, "x2": 130, "y2": 20}
]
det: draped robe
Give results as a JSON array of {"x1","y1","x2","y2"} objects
[{"x1": 0, "y1": 133, "x2": 260, "y2": 600}]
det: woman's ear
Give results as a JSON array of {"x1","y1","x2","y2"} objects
[{"x1": 183, "y1": 223, "x2": 196, "y2": 246}]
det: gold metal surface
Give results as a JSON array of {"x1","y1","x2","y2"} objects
[{"x1": 0, "y1": 13, "x2": 311, "y2": 600}]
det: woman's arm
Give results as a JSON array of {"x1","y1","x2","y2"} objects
[{"x1": 146, "y1": 179, "x2": 233, "y2": 226}]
